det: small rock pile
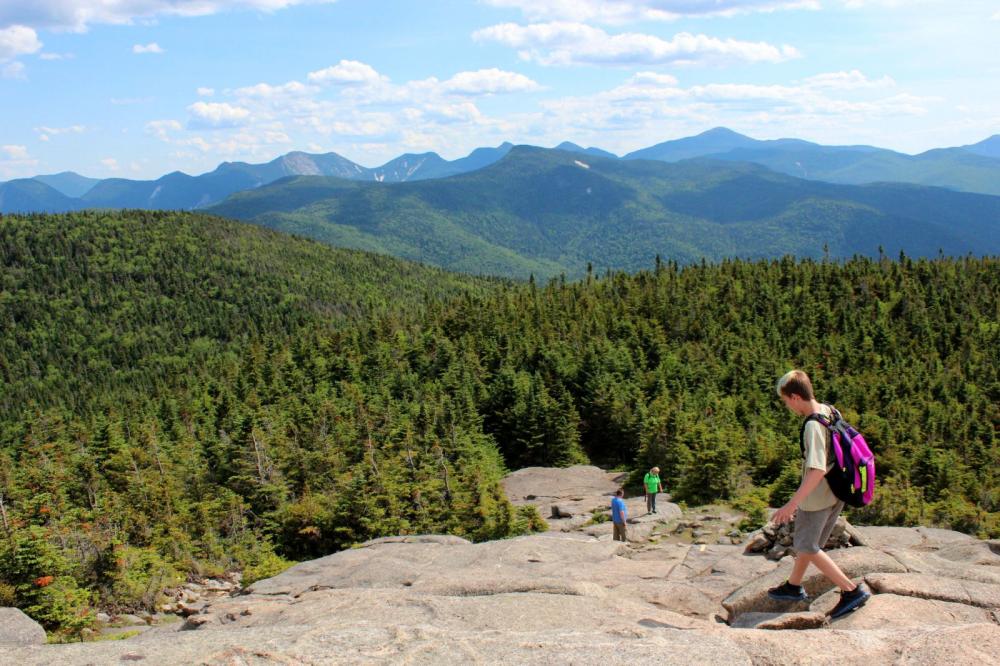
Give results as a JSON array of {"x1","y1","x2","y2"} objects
[
  {"x1": 158, "y1": 574, "x2": 242, "y2": 617},
  {"x1": 743, "y1": 516, "x2": 863, "y2": 560}
]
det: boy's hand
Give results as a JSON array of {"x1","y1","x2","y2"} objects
[{"x1": 772, "y1": 502, "x2": 796, "y2": 524}]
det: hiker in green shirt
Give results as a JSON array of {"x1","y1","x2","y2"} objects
[{"x1": 643, "y1": 467, "x2": 663, "y2": 514}]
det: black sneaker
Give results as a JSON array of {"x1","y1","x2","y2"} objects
[
  {"x1": 767, "y1": 581, "x2": 807, "y2": 602},
  {"x1": 828, "y1": 584, "x2": 871, "y2": 619}
]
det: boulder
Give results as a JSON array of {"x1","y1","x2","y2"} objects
[
  {"x1": 849, "y1": 525, "x2": 924, "y2": 550},
  {"x1": 865, "y1": 572, "x2": 1000, "y2": 608},
  {"x1": 550, "y1": 504, "x2": 574, "y2": 518},
  {"x1": 820, "y1": 592, "x2": 994, "y2": 629},
  {"x1": 883, "y1": 547, "x2": 1000, "y2": 584},
  {"x1": 0, "y1": 608, "x2": 46, "y2": 645},
  {"x1": 743, "y1": 533, "x2": 769, "y2": 554}
]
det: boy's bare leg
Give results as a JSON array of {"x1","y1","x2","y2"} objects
[{"x1": 788, "y1": 551, "x2": 855, "y2": 591}]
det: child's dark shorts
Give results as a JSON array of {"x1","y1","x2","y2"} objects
[{"x1": 793, "y1": 501, "x2": 845, "y2": 554}]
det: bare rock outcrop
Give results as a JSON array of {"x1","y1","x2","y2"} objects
[
  {"x1": 0, "y1": 607, "x2": 46, "y2": 645},
  {"x1": 722, "y1": 546, "x2": 908, "y2": 620},
  {"x1": 5, "y1": 467, "x2": 1000, "y2": 663}
]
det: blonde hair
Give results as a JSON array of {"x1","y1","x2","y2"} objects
[{"x1": 776, "y1": 370, "x2": 814, "y2": 400}]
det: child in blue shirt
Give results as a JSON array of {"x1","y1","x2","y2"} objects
[{"x1": 611, "y1": 488, "x2": 628, "y2": 542}]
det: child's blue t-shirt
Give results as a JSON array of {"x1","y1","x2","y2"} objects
[{"x1": 611, "y1": 497, "x2": 627, "y2": 524}]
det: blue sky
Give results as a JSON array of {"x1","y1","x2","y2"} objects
[{"x1": 1, "y1": 0, "x2": 998, "y2": 180}]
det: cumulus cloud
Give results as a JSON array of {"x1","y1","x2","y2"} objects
[
  {"x1": 145, "y1": 119, "x2": 182, "y2": 140},
  {"x1": 473, "y1": 22, "x2": 799, "y2": 66},
  {"x1": 35, "y1": 124, "x2": 85, "y2": 141},
  {"x1": 0, "y1": 24, "x2": 42, "y2": 61},
  {"x1": 803, "y1": 70, "x2": 895, "y2": 90},
  {"x1": 101, "y1": 157, "x2": 120, "y2": 171},
  {"x1": 628, "y1": 71, "x2": 680, "y2": 85},
  {"x1": 0, "y1": 1, "x2": 340, "y2": 33},
  {"x1": 196, "y1": 87, "x2": 215, "y2": 96},
  {"x1": 530, "y1": 69, "x2": 933, "y2": 153},
  {"x1": 484, "y1": 0, "x2": 818, "y2": 23},
  {"x1": 187, "y1": 101, "x2": 251, "y2": 129},
  {"x1": 133, "y1": 42, "x2": 164, "y2": 54},
  {"x1": 0, "y1": 144, "x2": 38, "y2": 177},
  {"x1": 234, "y1": 80, "x2": 317, "y2": 98},
  {"x1": 307, "y1": 60, "x2": 386, "y2": 86},
  {"x1": 440, "y1": 68, "x2": 542, "y2": 95}
]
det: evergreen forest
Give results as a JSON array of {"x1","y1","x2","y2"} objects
[{"x1": 1, "y1": 210, "x2": 997, "y2": 637}]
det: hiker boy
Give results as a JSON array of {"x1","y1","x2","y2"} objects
[
  {"x1": 611, "y1": 488, "x2": 628, "y2": 542},
  {"x1": 643, "y1": 466, "x2": 663, "y2": 514},
  {"x1": 768, "y1": 370, "x2": 870, "y2": 619}
]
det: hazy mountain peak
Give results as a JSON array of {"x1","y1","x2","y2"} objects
[
  {"x1": 698, "y1": 127, "x2": 750, "y2": 139},
  {"x1": 961, "y1": 134, "x2": 1000, "y2": 159},
  {"x1": 624, "y1": 127, "x2": 760, "y2": 162},
  {"x1": 32, "y1": 171, "x2": 102, "y2": 198},
  {"x1": 554, "y1": 142, "x2": 618, "y2": 159}
]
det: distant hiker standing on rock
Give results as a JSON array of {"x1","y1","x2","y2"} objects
[
  {"x1": 611, "y1": 488, "x2": 628, "y2": 542},
  {"x1": 767, "y1": 370, "x2": 870, "y2": 619},
  {"x1": 643, "y1": 467, "x2": 663, "y2": 514}
]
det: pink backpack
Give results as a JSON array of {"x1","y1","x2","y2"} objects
[{"x1": 800, "y1": 405, "x2": 876, "y2": 507}]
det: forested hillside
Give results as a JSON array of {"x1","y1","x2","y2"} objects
[
  {"x1": 210, "y1": 146, "x2": 1000, "y2": 279},
  {"x1": 1, "y1": 211, "x2": 997, "y2": 636}
]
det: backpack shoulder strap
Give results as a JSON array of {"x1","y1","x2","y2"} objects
[{"x1": 799, "y1": 411, "x2": 832, "y2": 456}]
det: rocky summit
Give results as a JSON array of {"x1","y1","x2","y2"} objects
[{"x1": 3, "y1": 465, "x2": 999, "y2": 664}]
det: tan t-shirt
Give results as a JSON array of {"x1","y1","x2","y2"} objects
[{"x1": 800, "y1": 403, "x2": 838, "y2": 511}]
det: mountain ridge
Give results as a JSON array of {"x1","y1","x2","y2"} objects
[
  {"x1": 208, "y1": 144, "x2": 1000, "y2": 279},
  {"x1": 5, "y1": 129, "x2": 998, "y2": 214}
]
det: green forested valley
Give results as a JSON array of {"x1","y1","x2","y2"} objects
[
  {"x1": 1, "y1": 210, "x2": 997, "y2": 637},
  {"x1": 210, "y1": 146, "x2": 1000, "y2": 279}
]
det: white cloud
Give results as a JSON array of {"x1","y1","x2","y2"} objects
[
  {"x1": 133, "y1": 42, "x2": 164, "y2": 54},
  {"x1": 0, "y1": 144, "x2": 38, "y2": 178},
  {"x1": 234, "y1": 80, "x2": 317, "y2": 98},
  {"x1": 0, "y1": 25, "x2": 42, "y2": 61},
  {"x1": 991, "y1": 10, "x2": 1000, "y2": 20},
  {"x1": 101, "y1": 157, "x2": 120, "y2": 171},
  {"x1": 629, "y1": 71, "x2": 680, "y2": 86},
  {"x1": 35, "y1": 124, "x2": 85, "y2": 141},
  {"x1": 803, "y1": 70, "x2": 895, "y2": 90},
  {"x1": 2, "y1": 145, "x2": 29, "y2": 159},
  {"x1": 2, "y1": 61, "x2": 25, "y2": 78},
  {"x1": 145, "y1": 119, "x2": 182, "y2": 140},
  {"x1": 0, "y1": 1, "x2": 340, "y2": 33},
  {"x1": 484, "y1": 0, "x2": 819, "y2": 23},
  {"x1": 187, "y1": 102, "x2": 251, "y2": 129},
  {"x1": 39, "y1": 51, "x2": 72, "y2": 59},
  {"x1": 529, "y1": 70, "x2": 934, "y2": 153},
  {"x1": 473, "y1": 22, "x2": 799, "y2": 67},
  {"x1": 307, "y1": 60, "x2": 386, "y2": 86},
  {"x1": 440, "y1": 68, "x2": 542, "y2": 95},
  {"x1": 196, "y1": 87, "x2": 215, "y2": 96}
]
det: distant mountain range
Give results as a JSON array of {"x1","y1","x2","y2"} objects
[
  {"x1": 3, "y1": 129, "x2": 998, "y2": 214},
  {"x1": 209, "y1": 146, "x2": 1000, "y2": 279},
  {"x1": 626, "y1": 128, "x2": 1000, "y2": 196},
  {"x1": 0, "y1": 143, "x2": 515, "y2": 213}
]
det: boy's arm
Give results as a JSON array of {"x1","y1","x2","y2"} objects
[{"x1": 772, "y1": 468, "x2": 826, "y2": 524}]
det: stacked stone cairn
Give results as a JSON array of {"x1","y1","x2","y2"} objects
[{"x1": 743, "y1": 516, "x2": 865, "y2": 560}]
